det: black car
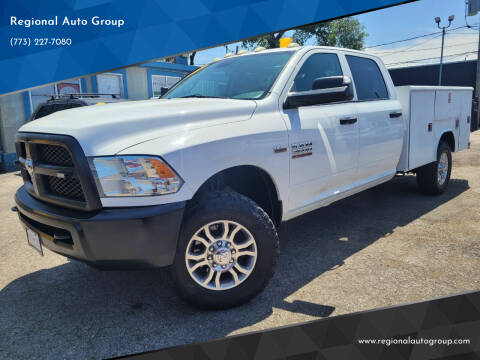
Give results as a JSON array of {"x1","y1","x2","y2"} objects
[{"x1": 29, "y1": 93, "x2": 127, "y2": 121}]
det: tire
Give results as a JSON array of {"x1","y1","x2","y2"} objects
[
  {"x1": 416, "y1": 141, "x2": 452, "y2": 195},
  {"x1": 172, "y1": 191, "x2": 279, "y2": 309}
]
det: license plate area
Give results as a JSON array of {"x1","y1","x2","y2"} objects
[{"x1": 26, "y1": 227, "x2": 43, "y2": 255}]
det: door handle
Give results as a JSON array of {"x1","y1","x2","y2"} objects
[
  {"x1": 340, "y1": 117, "x2": 357, "y2": 125},
  {"x1": 390, "y1": 112, "x2": 402, "y2": 118}
]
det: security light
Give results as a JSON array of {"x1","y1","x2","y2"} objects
[
  {"x1": 435, "y1": 17, "x2": 441, "y2": 24},
  {"x1": 448, "y1": 15, "x2": 455, "y2": 22}
]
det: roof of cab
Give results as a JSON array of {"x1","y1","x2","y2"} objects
[{"x1": 212, "y1": 45, "x2": 382, "y2": 63}]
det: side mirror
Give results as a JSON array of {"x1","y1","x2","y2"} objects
[
  {"x1": 284, "y1": 76, "x2": 354, "y2": 110},
  {"x1": 160, "y1": 87, "x2": 169, "y2": 96}
]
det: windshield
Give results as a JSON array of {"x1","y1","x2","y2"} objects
[{"x1": 164, "y1": 51, "x2": 294, "y2": 100}]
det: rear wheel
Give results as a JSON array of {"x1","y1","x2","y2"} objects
[
  {"x1": 172, "y1": 191, "x2": 279, "y2": 309},
  {"x1": 416, "y1": 141, "x2": 452, "y2": 195}
]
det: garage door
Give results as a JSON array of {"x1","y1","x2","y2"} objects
[{"x1": 97, "y1": 73, "x2": 124, "y2": 97}]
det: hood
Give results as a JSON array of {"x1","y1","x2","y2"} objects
[{"x1": 19, "y1": 98, "x2": 257, "y2": 156}]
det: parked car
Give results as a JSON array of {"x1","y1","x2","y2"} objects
[
  {"x1": 13, "y1": 46, "x2": 472, "y2": 309},
  {"x1": 29, "y1": 93, "x2": 127, "y2": 121}
]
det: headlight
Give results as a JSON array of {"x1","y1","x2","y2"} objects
[{"x1": 89, "y1": 156, "x2": 183, "y2": 197}]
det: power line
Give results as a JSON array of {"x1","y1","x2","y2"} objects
[
  {"x1": 387, "y1": 51, "x2": 476, "y2": 66},
  {"x1": 385, "y1": 50, "x2": 477, "y2": 66},
  {"x1": 374, "y1": 33, "x2": 443, "y2": 56},
  {"x1": 364, "y1": 25, "x2": 476, "y2": 49},
  {"x1": 364, "y1": 31, "x2": 441, "y2": 49},
  {"x1": 377, "y1": 40, "x2": 477, "y2": 57}
]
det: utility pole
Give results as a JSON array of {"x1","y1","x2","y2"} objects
[
  {"x1": 467, "y1": 0, "x2": 480, "y2": 131},
  {"x1": 439, "y1": 26, "x2": 446, "y2": 86},
  {"x1": 435, "y1": 15, "x2": 454, "y2": 86},
  {"x1": 476, "y1": 23, "x2": 480, "y2": 130}
]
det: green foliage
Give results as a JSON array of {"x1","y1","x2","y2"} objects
[
  {"x1": 242, "y1": 31, "x2": 288, "y2": 50},
  {"x1": 242, "y1": 18, "x2": 367, "y2": 50}
]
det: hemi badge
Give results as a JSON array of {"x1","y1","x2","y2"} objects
[
  {"x1": 56, "y1": 173, "x2": 66, "y2": 179},
  {"x1": 274, "y1": 146, "x2": 287, "y2": 154}
]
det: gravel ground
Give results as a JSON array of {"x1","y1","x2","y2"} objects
[{"x1": 1, "y1": 132, "x2": 479, "y2": 360}]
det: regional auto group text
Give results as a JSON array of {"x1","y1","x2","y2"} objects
[{"x1": 10, "y1": 16, "x2": 125, "y2": 28}]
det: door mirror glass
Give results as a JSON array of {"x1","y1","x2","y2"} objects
[{"x1": 284, "y1": 75, "x2": 354, "y2": 109}]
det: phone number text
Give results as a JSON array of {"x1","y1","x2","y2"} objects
[{"x1": 10, "y1": 38, "x2": 72, "y2": 47}]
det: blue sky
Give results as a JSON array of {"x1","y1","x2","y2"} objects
[
  {"x1": 359, "y1": 0, "x2": 478, "y2": 47},
  {"x1": 194, "y1": 0, "x2": 480, "y2": 65}
]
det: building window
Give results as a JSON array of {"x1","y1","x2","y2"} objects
[
  {"x1": 96, "y1": 73, "x2": 124, "y2": 98},
  {"x1": 152, "y1": 75, "x2": 181, "y2": 97}
]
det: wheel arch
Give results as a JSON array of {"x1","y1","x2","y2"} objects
[
  {"x1": 437, "y1": 130, "x2": 456, "y2": 152},
  {"x1": 188, "y1": 165, "x2": 283, "y2": 227}
]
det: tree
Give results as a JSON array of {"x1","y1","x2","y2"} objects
[
  {"x1": 242, "y1": 18, "x2": 367, "y2": 50},
  {"x1": 242, "y1": 31, "x2": 288, "y2": 50}
]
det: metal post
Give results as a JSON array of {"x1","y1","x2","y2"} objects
[
  {"x1": 435, "y1": 15, "x2": 454, "y2": 86},
  {"x1": 475, "y1": 23, "x2": 480, "y2": 130},
  {"x1": 467, "y1": 0, "x2": 480, "y2": 130},
  {"x1": 439, "y1": 27, "x2": 446, "y2": 86}
]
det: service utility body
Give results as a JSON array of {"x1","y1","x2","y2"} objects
[{"x1": 13, "y1": 46, "x2": 472, "y2": 309}]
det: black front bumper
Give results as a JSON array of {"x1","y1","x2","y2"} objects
[{"x1": 14, "y1": 186, "x2": 185, "y2": 268}]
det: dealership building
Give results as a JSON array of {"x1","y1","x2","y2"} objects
[{"x1": 0, "y1": 55, "x2": 197, "y2": 171}]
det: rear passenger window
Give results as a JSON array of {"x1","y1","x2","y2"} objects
[
  {"x1": 292, "y1": 53, "x2": 343, "y2": 92},
  {"x1": 346, "y1": 55, "x2": 389, "y2": 101}
]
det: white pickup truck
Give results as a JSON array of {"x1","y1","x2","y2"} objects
[{"x1": 13, "y1": 46, "x2": 472, "y2": 309}]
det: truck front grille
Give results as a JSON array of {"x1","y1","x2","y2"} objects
[
  {"x1": 38, "y1": 144, "x2": 74, "y2": 167},
  {"x1": 15, "y1": 133, "x2": 101, "y2": 211},
  {"x1": 45, "y1": 175, "x2": 85, "y2": 202}
]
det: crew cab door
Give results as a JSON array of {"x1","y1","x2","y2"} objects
[
  {"x1": 280, "y1": 51, "x2": 359, "y2": 217},
  {"x1": 345, "y1": 55, "x2": 404, "y2": 181}
]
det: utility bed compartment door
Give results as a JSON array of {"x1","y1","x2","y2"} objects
[
  {"x1": 434, "y1": 90, "x2": 459, "y2": 151},
  {"x1": 409, "y1": 90, "x2": 435, "y2": 169},
  {"x1": 434, "y1": 89, "x2": 472, "y2": 152},
  {"x1": 458, "y1": 91, "x2": 473, "y2": 150}
]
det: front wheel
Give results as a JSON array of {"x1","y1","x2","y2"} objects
[
  {"x1": 172, "y1": 191, "x2": 279, "y2": 309},
  {"x1": 416, "y1": 141, "x2": 452, "y2": 195}
]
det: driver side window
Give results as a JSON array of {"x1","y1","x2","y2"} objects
[{"x1": 292, "y1": 53, "x2": 343, "y2": 92}]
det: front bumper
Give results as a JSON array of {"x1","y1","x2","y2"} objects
[{"x1": 14, "y1": 186, "x2": 185, "y2": 268}]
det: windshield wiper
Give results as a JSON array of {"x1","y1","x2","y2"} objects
[{"x1": 179, "y1": 94, "x2": 225, "y2": 99}]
